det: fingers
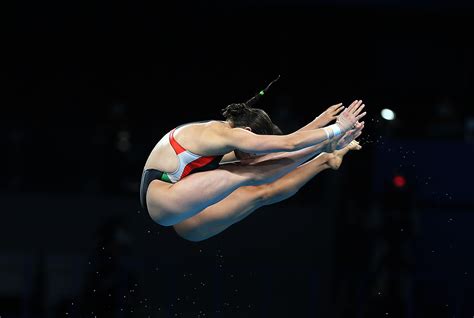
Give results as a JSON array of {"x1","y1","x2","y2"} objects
[
  {"x1": 355, "y1": 120, "x2": 365, "y2": 130},
  {"x1": 336, "y1": 99, "x2": 367, "y2": 132},
  {"x1": 356, "y1": 112, "x2": 367, "y2": 121},
  {"x1": 333, "y1": 104, "x2": 345, "y2": 116},
  {"x1": 347, "y1": 99, "x2": 361, "y2": 112},
  {"x1": 341, "y1": 99, "x2": 366, "y2": 114},
  {"x1": 353, "y1": 103, "x2": 365, "y2": 116}
]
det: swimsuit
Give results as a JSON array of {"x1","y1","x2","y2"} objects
[{"x1": 139, "y1": 127, "x2": 223, "y2": 213}]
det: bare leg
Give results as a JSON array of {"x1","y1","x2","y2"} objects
[
  {"x1": 173, "y1": 141, "x2": 361, "y2": 241},
  {"x1": 147, "y1": 148, "x2": 323, "y2": 226}
]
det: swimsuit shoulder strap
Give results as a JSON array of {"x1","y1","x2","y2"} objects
[{"x1": 168, "y1": 128, "x2": 187, "y2": 155}]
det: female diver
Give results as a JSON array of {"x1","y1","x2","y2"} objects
[{"x1": 140, "y1": 78, "x2": 366, "y2": 241}]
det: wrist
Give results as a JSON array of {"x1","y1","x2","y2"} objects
[
  {"x1": 322, "y1": 123, "x2": 342, "y2": 139},
  {"x1": 311, "y1": 117, "x2": 323, "y2": 129}
]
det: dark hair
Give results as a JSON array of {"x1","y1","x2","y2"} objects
[
  {"x1": 272, "y1": 123, "x2": 283, "y2": 135},
  {"x1": 222, "y1": 103, "x2": 276, "y2": 135},
  {"x1": 221, "y1": 76, "x2": 281, "y2": 135}
]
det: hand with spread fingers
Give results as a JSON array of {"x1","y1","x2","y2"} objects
[
  {"x1": 314, "y1": 103, "x2": 345, "y2": 128},
  {"x1": 336, "y1": 99, "x2": 366, "y2": 133}
]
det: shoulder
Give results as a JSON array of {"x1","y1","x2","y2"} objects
[
  {"x1": 175, "y1": 120, "x2": 234, "y2": 145},
  {"x1": 200, "y1": 120, "x2": 234, "y2": 134}
]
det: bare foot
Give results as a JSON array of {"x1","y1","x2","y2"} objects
[{"x1": 327, "y1": 140, "x2": 362, "y2": 170}]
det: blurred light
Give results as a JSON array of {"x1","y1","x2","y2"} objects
[
  {"x1": 393, "y1": 175, "x2": 406, "y2": 188},
  {"x1": 381, "y1": 108, "x2": 396, "y2": 121},
  {"x1": 116, "y1": 131, "x2": 131, "y2": 152}
]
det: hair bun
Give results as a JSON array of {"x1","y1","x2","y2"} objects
[{"x1": 221, "y1": 103, "x2": 250, "y2": 119}]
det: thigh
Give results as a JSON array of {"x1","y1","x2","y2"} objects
[
  {"x1": 172, "y1": 185, "x2": 268, "y2": 241},
  {"x1": 145, "y1": 166, "x2": 248, "y2": 225}
]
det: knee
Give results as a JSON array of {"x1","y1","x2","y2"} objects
[
  {"x1": 173, "y1": 224, "x2": 207, "y2": 242},
  {"x1": 148, "y1": 206, "x2": 179, "y2": 227},
  {"x1": 252, "y1": 184, "x2": 280, "y2": 206},
  {"x1": 259, "y1": 183, "x2": 297, "y2": 206}
]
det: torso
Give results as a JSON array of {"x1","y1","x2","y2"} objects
[{"x1": 143, "y1": 120, "x2": 230, "y2": 173}]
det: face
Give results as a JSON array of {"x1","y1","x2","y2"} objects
[
  {"x1": 234, "y1": 149, "x2": 258, "y2": 160},
  {"x1": 232, "y1": 126, "x2": 257, "y2": 160}
]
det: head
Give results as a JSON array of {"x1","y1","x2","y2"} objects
[
  {"x1": 222, "y1": 75, "x2": 282, "y2": 160},
  {"x1": 222, "y1": 103, "x2": 275, "y2": 135},
  {"x1": 222, "y1": 103, "x2": 283, "y2": 160}
]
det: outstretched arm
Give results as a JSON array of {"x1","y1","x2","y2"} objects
[
  {"x1": 241, "y1": 120, "x2": 364, "y2": 165},
  {"x1": 218, "y1": 100, "x2": 364, "y2": 164},
  {"x1": 296, "y1": 102, "x2": 345, "y2": 132},
  {"x1": 213, "y1": 100, "x2": 365, "y2": 155}
]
